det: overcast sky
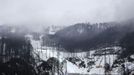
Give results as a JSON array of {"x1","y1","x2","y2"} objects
[{"x1": 0, "y1": 0, "x2": 134, "y2": 26}]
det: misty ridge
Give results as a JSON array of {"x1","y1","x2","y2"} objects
[{"x1": 0, "y1": 18, "x2": 134, "y2": 58}]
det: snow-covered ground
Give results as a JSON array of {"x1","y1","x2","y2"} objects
[{"x1": 29, "y1": 36, "x2": 134, "y2": 75}]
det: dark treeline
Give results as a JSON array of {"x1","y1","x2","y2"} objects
[
  {"x1": 0, "y1": 30, "x2": 37, "y2": 75},
  {"x1": 52, "y1": 20, "x2": 134, "y2": 52},
  {"x1": 0, "y1": 26, "x2": 64, "y2": 75},
  {"x1": 119, "y1": 32, "x2": 134, "y2": 58}
]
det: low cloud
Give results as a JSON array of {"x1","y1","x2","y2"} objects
[{"x1": 0, "y1": 0, "x2": 134, "y2": 26}]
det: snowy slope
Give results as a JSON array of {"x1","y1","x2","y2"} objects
[{"x1": 30, "y1": 38, "x2": 124, "y2": 74}]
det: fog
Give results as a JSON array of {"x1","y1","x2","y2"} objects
[{"x1": 0, "y1": 0, "x2": 134, "y2": 26}]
